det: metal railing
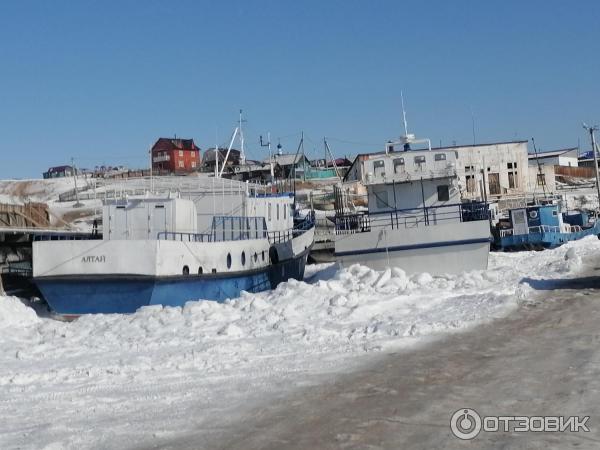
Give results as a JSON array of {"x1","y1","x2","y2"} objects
[
  {"x1": 267, "y1": 214, "x2": 315, "y2": 244},
  {"x1": 334, "y1": 202, "x2": 489, "y2": 235}
]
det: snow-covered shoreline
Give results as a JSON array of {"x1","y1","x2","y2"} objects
[{"x1": 0, "y1": 237, "x2": 597, "y2": 449}]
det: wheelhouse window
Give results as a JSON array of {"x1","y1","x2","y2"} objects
[
  {"x1": 393, "y1": 158, "x2": 405, "y2": 173},
  {"x1": 437, "y1": 185, "x2": 450, "y2": 201},
  {"x1": 373, "y1": 160, "x2": 386, "y2": 176},
  {"x1": 414, "y1": 155, "x2": 426, "y2": 164}
]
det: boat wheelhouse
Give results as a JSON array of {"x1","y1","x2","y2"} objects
[
  {"x1": 334, "y1": 134, "x2": 491, "y2": 274},
  {"x1": 33, "y1": 177, "x2": 315, "y2": 316},
  {"x1": 494, "y1": 203, "x2": 600, "y2": 251}
]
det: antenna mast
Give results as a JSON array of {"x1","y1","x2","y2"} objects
[
  {"x1": 239, "y1": 109, "x2": 246, "y2": 165},
  {"x1": 583, "y1": 123, "x2": 600, "y2": 209},
  {"x1": 531, "y1": 137, "x2": 547, "y2": 198},
  {"x1": 401, "y1": 91, "x2": 409, "y2": 136}
]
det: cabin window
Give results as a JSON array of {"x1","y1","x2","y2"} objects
[
  {"x1": 277, "y1": 204, "x2": 280, "y2": 220},
  {"x1": 198, "y1": 266, "x2": 203, "y2": 275},
  {"x1": 262, "y1": 250, "x2": 265, "y2": 261},
  {"x1": 212, "y1": 268, "x2": 217, "y2": 274},
  {"x1": 116, "y1": 206, "x2": 125, "y2": 209},
  {"x1": 182, "y1": 265, "x2": 190, "y2": 275},
  {"x1": 434, "y1": 153, "x2": 446, "y2": 161},
  {"x1": 284, "y1": 203, "x2": 287, "y2": 219},
  {"x1": 226, "y1": 253, "x2": 232, "y2": 269},
  {"x1": 437, "y1": 185, "x2": 450, "y2": 201},
  {"x1": 241, "y1": 251, "x2": 246, "y2": 266},
  {"x1": 373, "y1": 160, "x2": 386, "y2": 177},
  {"x1": 154, "y1": 205, "x2": 165, "y2": 209},
  {"x1": 552, "y1": 210, "x2": 558, "y2": 216},
  {"x1": 393, "y1": 158, "x2": 405, "y2": 174},
  {"x1": 414, "y1": 155, "x2": 426, "y2": 164},
  {"x1": 254, "y1": 252, "x2": 258, "y2": 262},
  {"x1": 268, "y1": 204, "x2": 272, "y2": 221}
]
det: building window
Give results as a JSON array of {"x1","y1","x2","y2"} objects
[
  {"x1": 437, "y1": 185, "x2": 450, "y2": 201},
  {"x1": 434, "y1": 153, "x2": 446, "y2": 161},
  {"x1": 191, "y1": 152, "x2": 195, "y2": 158},
  {"x1": 537, "y1": 173, "x2": 546, "y2": 186},
  {"x1": 508, "y1": 172, "x2": 516, "y2": 189},
  {"x1": 507, "y1": 162, "x2": 513, "y2": 169},
  {"x1": 191, "y1": 162, "x2": 196, "y2": 168},
  {"x1": 178, "y1": 160, "x2": 184, "y2": 168},
  {"x1": 465, "y1": 175, "x2": 476, "y2": 193},
  {"x1": 414, "y1": 155, "x2": 426, "y2": 164},
  {"x1": 179, "y1": 150, "x2": 184, "y2": 156}
]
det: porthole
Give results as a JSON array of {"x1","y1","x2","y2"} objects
[
  {"x1": 262, "y1": 250, "x2": 265, "y2": 261},
  {"x1": 227, "y1": 253, "x2": 232, "y2": 269},
  {"x1": 254, "y1": 252, "x2": 258, "y2": 262},
  {"x1": 183, "y1": 265, "x2": 190, "y2": 275},
  {"x1": 198, "y1": 266, "x2": 203, "y2": 275},
  {"x1": 241, "y1": 251, "x2": 246, "y2": 266}
]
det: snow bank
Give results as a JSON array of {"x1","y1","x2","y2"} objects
[
  {"x1": 1, "y1": 236, "x2": 599, "y2": 449},
  {"x1": 0, "y1": 296, "x2": 40, "y2": 329}
]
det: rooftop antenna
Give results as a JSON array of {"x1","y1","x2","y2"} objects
[
  {"x1": 401, "y1": 91, "x2": 409, "y2": 136},
  {"x1": 583, "y1": 122, "x2": 600, "y2": 209}
]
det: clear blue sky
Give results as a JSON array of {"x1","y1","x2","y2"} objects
[{"x1": 1, "y1": 0, "x2": 599, "y2": 178}]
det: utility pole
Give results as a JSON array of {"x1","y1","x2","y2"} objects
[
  {"x1": 260, "y1": 133, "x2": 274, "y2": 181},
  {"x1": 583, "y1": 123, "x2": 600, "y2": 208},
  {"x1": 71, "y1": 157, "x2": 83, "y2": 208}
]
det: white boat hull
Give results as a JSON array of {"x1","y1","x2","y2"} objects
[{"x1": 334, "y1": 220, "x2": 490, "y2": 275}]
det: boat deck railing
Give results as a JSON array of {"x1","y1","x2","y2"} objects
[
  {"x1": 334, "y1": 202, "x2": 489, "y2": 235},
  {"x1": 267, "y1": 213, "x2": 315, "y2": 245}
]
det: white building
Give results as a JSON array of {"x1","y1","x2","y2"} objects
[
  {"x1": 345, "y1": 140, "x2": 529, "y2": 201},
  {"x1": 528, "y1": 147, "x2": 579, "y2": 167}
]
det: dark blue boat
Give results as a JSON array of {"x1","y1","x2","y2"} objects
[{"x1": 494, "y1": 204, "x2": 600, "y2": 251}]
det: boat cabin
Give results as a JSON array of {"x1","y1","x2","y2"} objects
[{"x1": 360, "y1": 149, "x2": 459, "y2": 213}]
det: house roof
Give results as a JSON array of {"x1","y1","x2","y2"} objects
[
  {"x1": 46, "y1": 165, "x2": 73, "y2": 173},
  {"x1": 528, "y1": 147, "x2": 578, "y2": 159},
  {"x1": 152, "y1": 137, "x2": 199, "y2": 151},
  {"x1": 262, "y1": 153, "x2": 310, "y2": 166},
  {"x1": 203, "y1": 148, "x2": 240, "y2": 163}
]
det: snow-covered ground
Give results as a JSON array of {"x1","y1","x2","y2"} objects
[{"x1": 0, "y1": 237, "x2": 597, "y2": 449}]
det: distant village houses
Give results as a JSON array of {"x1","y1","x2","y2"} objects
[
  {"x1": 202, "y1": 147, "x2": 241, "y2": 172},
  {"x1": 43, "y1": 165, "x2": 78, "y2": 179},
  {"x1": 151, "y1": 137, "x2": 201, "y2": 174}
]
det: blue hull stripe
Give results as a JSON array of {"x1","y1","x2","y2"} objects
[
  {"x1": 35, "y1": 251, "x2": 309, "y2": 316},
  {"x1": 334, "y1": 237, "x2": 491, "y2": 257}
]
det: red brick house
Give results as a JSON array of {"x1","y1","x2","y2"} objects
[{"x1": 151, "y1": 137, "x2": 201, "y2": 174}]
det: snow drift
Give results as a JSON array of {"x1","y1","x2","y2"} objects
[{"x1": 0, "y1": 236, "x2": 598, "y2": 449}]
